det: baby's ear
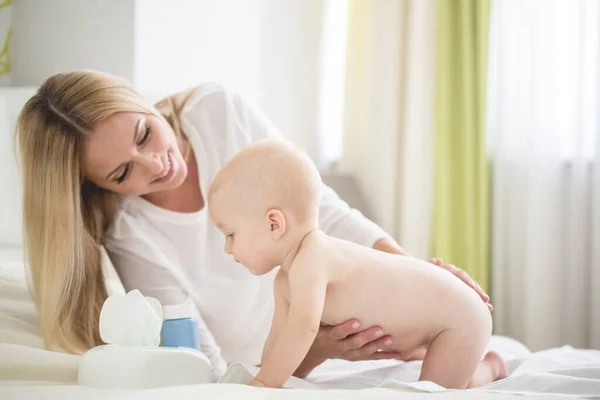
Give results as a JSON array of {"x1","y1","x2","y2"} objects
[{"x1": 266, "y1": 209, "x2": 286, "y2": 240}]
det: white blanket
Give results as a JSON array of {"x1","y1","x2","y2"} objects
[
  {"x1": 1, "y1": 344, "x2": 599, "y2": 400},
  {"x1": 2, "y1": 250, "x2": 600, "y2": 399},
  {"x1": 216, "y1": 344, "x2": 600, "y2": 398}
]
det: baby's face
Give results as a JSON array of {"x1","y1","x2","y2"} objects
[{"x1": 210, "y1": 195, "x2": 279, "y2": 275}]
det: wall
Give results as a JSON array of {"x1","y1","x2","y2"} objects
[
  {"x1": 11, "y1": 0, "x2": 324, "y2": 160},
  {"x1": 12, "y1": 0, "x2": 135, "y2": 85},
  {"x1": 259, "y1": 0, "x2": 323, "y2": 160},
  {"x1": 8, "y1": 0, "x2": 377, "y2": 230},
  {"x1": 0, "y1": 0, "x2": 11, "y2": 86},
  {"x1": 134, "y1": 0, "x2": 264, "y2": 105}
]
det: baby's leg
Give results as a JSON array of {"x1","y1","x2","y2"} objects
[
  {"x1": 419, "y1": 326, "x2": 490, "y2": 389},
  {"x1": 467, "y1": 351, "x2": 509, "y2": 388}
]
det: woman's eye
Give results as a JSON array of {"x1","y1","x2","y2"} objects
[
  {"x1": 138, "y1": 125, "x2": 152, "y2": 145},
  {"x1": 115, "y1": 164, "x2": 130, "y2": 183}
]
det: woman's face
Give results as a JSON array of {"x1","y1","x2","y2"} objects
[{"x1": 82, "y1": 112, "x2": 188, "y2": 196}]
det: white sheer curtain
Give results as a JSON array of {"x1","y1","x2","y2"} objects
[
  {"x1": 339, "y1": 0, "x2": 436, "y2": 257},
  {"x1": 487, "y1": 0, "x2": 600, "y2": 350}
]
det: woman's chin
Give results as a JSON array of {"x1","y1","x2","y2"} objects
[
  {"x1": 171, "y1": 170, "x2": 188, "y2": 188},
  {"x1": 139, "y1": 174, "x2": 186, "y2": 196}
]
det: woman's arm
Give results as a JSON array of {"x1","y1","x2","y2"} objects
[{"x1": 373, "y1": 237, "x2": 413, "y2": 257}]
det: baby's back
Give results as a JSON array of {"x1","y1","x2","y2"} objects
[{"x1": 310, "y1": 233, "x2": 490, "y2": 354}]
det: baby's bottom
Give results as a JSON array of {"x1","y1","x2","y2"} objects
[{"x1": 419, "y1": 326, "x2": 507, "y2": 389}]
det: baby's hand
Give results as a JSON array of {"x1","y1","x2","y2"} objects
[{"x1": 248, "y1": 379, "x2": 267, "y2": 387}]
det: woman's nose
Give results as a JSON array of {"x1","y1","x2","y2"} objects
[{"x1": 136, "y1": 152, "x2": 163, "y2": 175}]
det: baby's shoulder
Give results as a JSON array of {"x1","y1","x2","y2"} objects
[
  {"x1": 297, "y1": 233, "x2": 334, "y2": 263},
  {"x1": 293, "y1": 246, "x2": 328, "y2": 271}
]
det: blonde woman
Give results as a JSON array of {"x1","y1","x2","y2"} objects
[{"x1": 16, "y1": 70, "x2": 491, "y2": 380}]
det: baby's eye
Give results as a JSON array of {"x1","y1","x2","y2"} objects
[{"x1": 227, "y1": 233, "x2": 235, "y2": 239}]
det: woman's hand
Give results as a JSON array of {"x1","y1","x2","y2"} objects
[
  {"x1": 293, "y1": 319, "x2": 402, "y2": 378},
  {"x1": 427, "y1": 257, "x2": 493, "y2": 311},
  {"x1": 314, "y1": 320, "x2": 401, "y2": 361},
  {"x1": 373, "y1": 238, "x2": 492, "y2": 311}
]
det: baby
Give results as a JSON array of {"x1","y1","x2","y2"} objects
[{"x1": 208, "y1": 140, "x2": 508, "y2": 389}]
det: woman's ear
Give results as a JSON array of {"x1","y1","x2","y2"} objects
[{"x1": 266, "y1": 209, "x2": 286, "y2": 240}]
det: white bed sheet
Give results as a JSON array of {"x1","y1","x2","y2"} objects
[{"x1": 2, "y1": 249, "x2": 600, "y2": 399}]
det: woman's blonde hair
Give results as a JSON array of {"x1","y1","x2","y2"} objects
[{"x1": 16, "y1": 70, "x2": 195, "y2": 353}]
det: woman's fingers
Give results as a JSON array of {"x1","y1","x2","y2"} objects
[
  {"x1": 321, "y1": 321, "x2": 397, "y2": 361},
  {"x1": 453, "y1": 267, "x2": 491, "y2": 302},
  {"x1": 430, "y1": 258, "x2": 493, "y2": 310},
  {"x1": 327, "y1": 319, "x2": 362, "y2": 341},
  {"x1": 351, "y1": 335, "x2": 394, "y2": 357},
  {"x1": 428, "y1": 257, "x2": 444, "y2": 266},
  {"x1": 436, "y1": 261, "x2": 492, "y2": 303},
  {"x1": 342, "y1": 327, "x2": 386, "y2": 351}
]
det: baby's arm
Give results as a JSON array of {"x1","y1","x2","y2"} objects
[
  {"x1": 253, "y1": 262, "x2": 328, "y2": 388},
  {"x1": 260, "y1": 272, "x2": 290, "y2": 363}
]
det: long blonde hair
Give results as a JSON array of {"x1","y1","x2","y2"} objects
[{"x1": 16, "y1": 70, "x2": 193, "y2": 353}]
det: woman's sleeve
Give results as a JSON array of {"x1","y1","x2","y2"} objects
[
  {"x1": 103, "y1": 235, "x2": 228, "y2": 380},
  {"x1": 228, "y1": 90, "x2": 393, "y2": 248}
]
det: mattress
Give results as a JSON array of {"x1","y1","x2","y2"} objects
[{"x1": 2, "y1": 248, "x2": 600, "y2": 399}]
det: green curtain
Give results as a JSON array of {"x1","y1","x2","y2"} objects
[{"x1": 433, "y1": 0, "x2": 491, "y2": 293}]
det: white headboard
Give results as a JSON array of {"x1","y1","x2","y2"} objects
[{"x1": 0, "y1": 88, "x2": 37, "y2": 247}]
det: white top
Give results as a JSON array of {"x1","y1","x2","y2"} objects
[{"x1": 103, "y1": 83, "x2": 390, "y2": 376}]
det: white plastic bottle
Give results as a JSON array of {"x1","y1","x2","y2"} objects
[{"x1": 161, "y1": 300, "x2": 200, "y2": 350}]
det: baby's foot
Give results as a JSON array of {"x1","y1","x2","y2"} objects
[{"x1": 483, "y1": 351, "x2": 509, "y2": 381}]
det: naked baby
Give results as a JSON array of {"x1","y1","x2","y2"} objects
[{"x1": 207, "y1": 140, "x2": 508, "y2": 389}]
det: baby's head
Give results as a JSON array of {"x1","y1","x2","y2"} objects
[{"x1": 208, "y1": 140, "x2": 322, "y2": 275}]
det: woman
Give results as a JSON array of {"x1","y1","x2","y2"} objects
[{"x1": 16, "y1": 70, "x2": 490, "y2": 379}]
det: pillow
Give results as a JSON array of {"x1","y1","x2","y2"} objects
[
  {"x1": 0, "y1": 88, "x2": 37, "y2": 247},
  {"x1": 0, "y1": 246, "x2": 125, "y2": 350},
  {"x1": 0, "y1": 247, "x2": 43, "y2": 349}
]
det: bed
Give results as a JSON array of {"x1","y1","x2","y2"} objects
[
  {"x1": 2, "y1": 245, "x2": 600, "y2": 399},
  {"x1": 1, "y1": 88, "x2": 600, "y2": 399}
]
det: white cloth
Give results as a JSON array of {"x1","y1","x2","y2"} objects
[{"x1": 102, "y1": 83, "x2": 391, "y2": 371}]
